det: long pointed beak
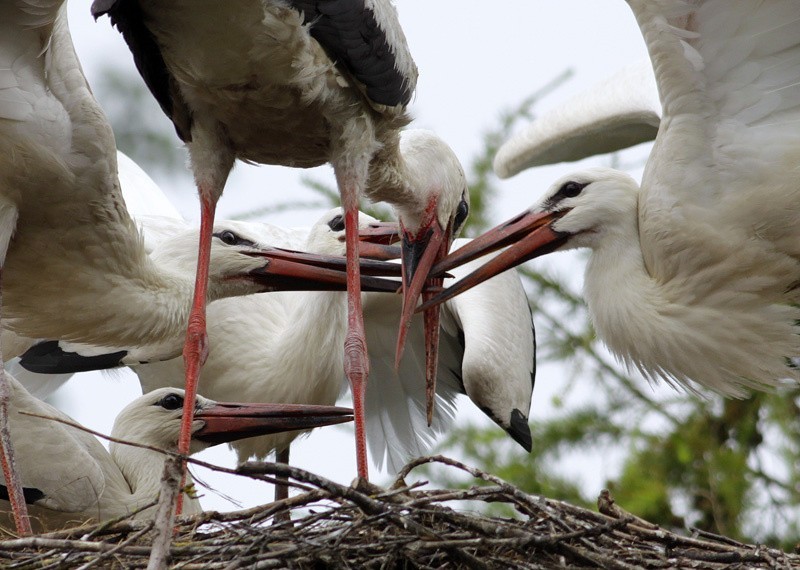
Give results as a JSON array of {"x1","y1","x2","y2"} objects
[
  {"x1": 420, "y1": 210, "x2": 570, "y2": 311},
  {"x1": 395, "y1": 219, "x2": 452, "y2": 427},
  {"x1": 396, "y1": 221, "x2": 447, "y2": 365},
  {"x1": 245, "y1": 248, "x2": 404, "y2": 293},
  {"x1": 194, "y1": 402, "x2": 353, "y2": 445}
]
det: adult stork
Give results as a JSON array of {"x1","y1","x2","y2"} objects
[
  {"x1": 0, "y1": 0, "x2": 402, "y2": 532},
  {"x1": 0, "y1": 375, "x2": 352, "y2": 532},
  {"x1": 425, "y1": 0, "x2": 800, "y2": 397},
  {"x1": 93, "y1": 0, "x2": 468, "y2": 478}
]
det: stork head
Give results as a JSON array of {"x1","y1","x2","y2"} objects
[
  {"x1": 151, "y1": 218, "x2": 404, "y2": 299},
  {"x1": 308, "y1": 208, "x2": 400, "y2": 260},
  {"x1": 111, "y1": 388, "x2": 353, "y2": 455},
  {"x1": 393, "y1": 130, "x2": 469, "y2": 374},
  {"x1": 420, "y1": 168, "x2": 639, "y2": 307}
]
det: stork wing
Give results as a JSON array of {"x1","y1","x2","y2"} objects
[
  {"x1": 0, "y1": 4, "x2": 167, "y2": 347},
  {"x1": 1, "y1": 376, "x2": 109, "y2": 513},
  {"x1": 362, "y1": 290, "x2": 460, "y2": 474},
  {"x1": 363, "y1": 238, "x2": 535, "y2": 473},
  {"x1": 287, "y1": 0, "x2": 418, "y2": 111},
  {"x1": 494, "y1": 59, "x2": 661, "y2": 178},
  {"x1": 117, "y1": 151, "x2": 183, "y2": 222},
  {"x1": 91, "y1": 0, "x2": 192, "y2": 141},
  {"x1": 631, "y1": 0, "x2": 800, "y2": 274}
]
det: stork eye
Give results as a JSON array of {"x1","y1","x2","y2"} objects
[
  {"x1": 327, "y1": 214, "x2": 345, "y2": 232},
  {"x1": 213, "y1": 229, "x2": 257, "y2": 248},
  {"x1": 559, "y1": 181, "x2": 586, "y2": 198},
  {"x1": 215, "y1": 230, "x2": 239, "y2": 245},
  {"x1": 157, "y1": 393, "x2": 184, "y2": 410},
  {"x1": 453, "y1": 197, "x2": 469, "y2": 232}
]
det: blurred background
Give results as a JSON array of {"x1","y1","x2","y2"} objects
[{"x1": 44, "y1": 1, "x2": 799, "y2": 548}]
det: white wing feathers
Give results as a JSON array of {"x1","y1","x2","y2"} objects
[{"x1": 494, "y1": 59, "x2": 661, "y2": 178}]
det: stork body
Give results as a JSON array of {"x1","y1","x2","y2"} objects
[
  {"x1": 431, "y1": 0, "x2": 800, "y2": 396},
  {"x1": 95, "y1": 0, "x2": 468, "y2": 477},
  {"x1": 0, "y1": 376, "x2": 352, "y2": 532},
  {"x1": 135, "y1": 209, "x2": 358, "y2": 462}
]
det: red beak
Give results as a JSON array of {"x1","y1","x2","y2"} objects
[
  {"x1": 194, "y1": 402, "x2": 353, "y2": 445},
  {"x1": 354, "y1": 221, "x2": 401, "y2": 260},
  {"x1": 244, "y1": 247, "x2": 405, "y2": 293},
  {"x1": 419, "y1": 209, "x2": 570, "y2": 311},
  {"x1": 396, "y1": 214, "x2": 452, "y2": 427}
]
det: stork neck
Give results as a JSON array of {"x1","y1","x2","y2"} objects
[
  {"x1": 109, "y1": 444, "x2": 181, "y2": 511},
  {"x1": 366, "y1": 131, "x2": 413, "y2": 210}
]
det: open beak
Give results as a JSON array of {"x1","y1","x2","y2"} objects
[
  {"x1": 419, "y1": 209, "x2": 570, "y2": 311},
  {"x1": 395, "y1": 217, "x2": 452, "y2": 427},
  {"x1": 193, "y1": 402, "x2": 353, "y2": 445},
  {"x1": 245, "y1": 248, "x2": 405, "y2": 293}
]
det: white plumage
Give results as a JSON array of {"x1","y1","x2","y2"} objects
[
  {"x1": 0, "y1": 375, "x2": 351, "y2": 532},
  {"x1": 494, "y1": 59, "x2": 661, "y2": 175},
  {"x1": 94, "y1": 0, "x2": 470, "y2": 477},
  {"x1": 0, "y1": 3, "x2": 299, "y2": 356},
  {"x1": 431, "y1": 0, "x2": 800, "y2": 397}
]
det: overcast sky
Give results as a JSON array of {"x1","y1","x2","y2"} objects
[{"x1": 52, "y1": 1, "x2": 654, "y2": 512}]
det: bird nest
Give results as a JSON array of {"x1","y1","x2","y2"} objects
[{"x1": 0, "y1": 456, "x2": 796, "y2": 569}]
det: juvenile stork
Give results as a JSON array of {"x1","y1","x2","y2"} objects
[
  {"x1": 93, "y1": 0, "x2": 469, "y2": 477},
  {"x1": 0, "y1": 375, "x2": 352, "y2": 532},
  {"x1": 426, "y1": 0, "x2": 800, "y2": 397}
]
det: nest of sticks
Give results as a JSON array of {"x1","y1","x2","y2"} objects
[{"x1": 0, "y1": 455, "x2": 796, "y2": 569}]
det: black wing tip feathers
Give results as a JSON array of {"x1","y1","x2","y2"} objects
[
  {"x1": 91, "y1": 0, "x2": 116, "y2": 20},
  {"x1": 0, "y1": 484, "x2": 45, "y2": 505},
  {"x1": 291, "y1": 0, "x2": 414, "y2": 109},
  {"x1": 508, "y1": 409, "x2": 533, "y2": 452},
  {"x1": 20, "y1": 341, "x2": 128, "y2": 374}
]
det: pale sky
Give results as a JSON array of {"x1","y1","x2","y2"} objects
[{"x1": 51, "y1": 1, "x2": 655, "y2": 512}]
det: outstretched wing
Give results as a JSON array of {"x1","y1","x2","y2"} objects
[{"x1": 631, "y1": 0, "x2": 800, "y2": 271}]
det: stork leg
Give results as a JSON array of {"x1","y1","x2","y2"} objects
[
  {"x1": 0, "y1": 269, "x2": 31, "y2": 536},
  {"x1": 335, "y1": 165, "x2": 370, "y2": 480},
  {"x1": 176, "y1": 194, "x2": 217, "y2": 514}
]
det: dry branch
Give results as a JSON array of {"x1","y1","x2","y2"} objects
[{"x1": 0, "y1": 455, "x2": 796, "y2": 569}]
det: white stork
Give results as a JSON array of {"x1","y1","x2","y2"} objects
[
  {"x1": 92, "y1": 0, "x2": 469, "y2": 477},
  {"x1": 426, "y1": 0, "x2": 800, "y2": 397},
  {"x1": 0, "y1": 374, "x2": 352, "y2": 532},
  {"x1": 0, "y1": 0, "x2": 402, "y2": 531}
]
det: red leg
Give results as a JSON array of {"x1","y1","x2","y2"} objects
[
  {"x1": 336, "y1": 166, "x2": 370, "y2": 480},
  {"x1": 176, "y1": 195, "x2": 217, "y2": 514},
  {"x1": 0, "y1": 269, "x2": 31, "y2": 535}
]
